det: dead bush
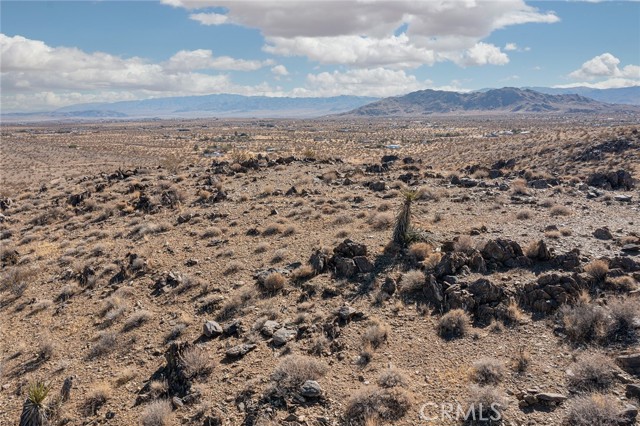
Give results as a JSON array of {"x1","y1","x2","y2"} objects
[
  {"x1": 182, "y1": 345, "x2": 214, "y2": 380},
  {"x1": 269, "y1": 355, "x2": 327, "y2": 395},
  {"x1": 408, "y1": 242, "x2": 432, "y2": 261},
  {"x1": 123, "y1": 310, "x2": 153, "y2": 332},
  {"x1": 568, "y1": 353, "x2": 617, "y2": 392},
  {"x1": 607, "y1": 297, "x2": 639, "y2": 342},
  {"x1": 88, "y1": 332, "x2": 118, "y2": 359},
  {"x1": 344, "y1": 387, "x2": 413, "y2": 425},
  {"x1": 377, "y1": 368, "x2": 408, "y2": 389},
  {"x1": 465, "y1": 385, "x2": 507, "y2": 424},
  {"x1": 550, "y1": 205, "x2": 572, "y2": 216},
  {"x1": 399, "y1": 269, "x2": 425, "y2": 295},
  {"x1": 261, "y1": 272, "x2": 286, "y2": 292},
  {"x1": 559, "y1": 296, "x2": 610, "y2": 344},
  {"x1": 81, "y1": 383, "x2": 110, "y2": 416},
  {"x1": 369, "y1": 212, "x2": 394, "y2": 230},
  {"x1": 141, "y1": 399, "x2": 173, "y2": 426},
  {"x1": 584, "y1": 259, "x2": 609, "y2": 282},
  {"x1": 438, "y1": 309, "x2": 470, "y2": 339},
  {"x1": 470, "y1": 358, "x2": 505, "y2": 385},
  {"x1": 362, "y1": 320, "x2": 390, "y2": 349},
  {"x1": 565, "y1": 393, "x2": 623, "y2": 426}
]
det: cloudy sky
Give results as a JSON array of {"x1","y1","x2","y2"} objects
[{"x1": 1, "y1": 0, "x2": 639, "y2": 112}]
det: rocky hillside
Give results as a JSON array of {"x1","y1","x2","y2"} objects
[{"x1": 344, "y1": 87, "x2": 639, "y2": 116}]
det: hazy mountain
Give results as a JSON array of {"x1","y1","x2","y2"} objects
[
  {"x1": 343, "y1": 87, "x2": 639, "y2": 117},
  {"x1": 526, "y1": 86, "x2": 640, "y2": 105},
  {"x1": 2, "y1": 94, "x2": 378, "y2": 121}
]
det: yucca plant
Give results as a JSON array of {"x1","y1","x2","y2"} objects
[
  {"x1": 19, "y1": 381, "x2": 50, "y2": 426},
  {"x1": 392, "y1": 190, "x2": 418, "y2": 247}
]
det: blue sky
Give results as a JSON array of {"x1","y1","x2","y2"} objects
[{"x1": 1, "y1": 0, "x2": 638, "y2": 111}]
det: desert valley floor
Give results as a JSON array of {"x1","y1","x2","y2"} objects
[{"x1": 0, "y1": 115, "x2": 639, "y2": 426}]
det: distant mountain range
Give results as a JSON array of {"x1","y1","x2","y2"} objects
[
  {"x1": 1, "y1": 86, "x2": 638, "y2": 122},
  {"x1": 1, "y1": 94, "x2": 378, "y2": 121},
  {"x1": 343, "y1": 87, "x2": 640, "y2": 117}
]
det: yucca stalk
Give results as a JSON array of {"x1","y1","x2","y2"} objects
[
  {"x1": 392, "y1": 190, "x2": 417, "y2": 246},
  {"x1": 19, "y1": 381, "x2": 50, "y2": 426}
]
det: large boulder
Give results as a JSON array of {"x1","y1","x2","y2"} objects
[
  {"x1": 519, "y1": 273, "x2": 583, "y2": 313},
  {"x1": 587, "y1": 169, "x2": 635, "y2": 190},
  {"x1": 482, "y1": 239, "x2": 530, "y2": 269}
]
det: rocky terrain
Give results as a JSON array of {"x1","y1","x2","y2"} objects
[{"x1": 0, "y1": 117, "x2": 639, "y2": 426}]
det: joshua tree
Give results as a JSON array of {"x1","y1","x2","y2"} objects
[
  {"x1": 19, "y1": 381, "x2": 50, "y2": 426},
  {"x1": 392, "y1": 190, "x2": 417, "y2": 247}
]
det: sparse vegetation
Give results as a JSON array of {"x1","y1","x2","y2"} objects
[{"x1": 438, "y1": 309, "x2": 470, "y2": 339}]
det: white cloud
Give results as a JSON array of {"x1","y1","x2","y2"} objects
[
  {"x1": 458, "y1": 42, "x2": 509, "y2": 66},
  {"x1": 164, "y1": 49, "x2": 272, "y2": 71},
  {"x1": 264, "y1": 34, "x2": 436, "y2": 69},
  {"x1": 165, "y1": 0, "x2": 557, "y2": 69},
  {"x1": 565, "y1": 53, "x2": 640, "y2": 89},
  {"x1": 504, "y1": 42, "x2": 518, "y2": 51},
  {"x1": 290, "y1": 68, "x2": 430, "y2": 98},
  {"x1": 0, "y1": 34, "x2": 275, "y2": 111},
  {"x1": 189, "y1": 12, "x2": 228, "y2": 26},
  {"x1": 271, "y1": 64, "x2": 289, "y2": 76}
]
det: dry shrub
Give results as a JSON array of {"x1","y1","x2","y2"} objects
[
  {"x1": 254, "y1": 242, "x2": 269, "y2": 254},
  {"x1": 262, "y1": 272, "x2": 286, "y2": 292},
  {"x1": 550, "y1": 205, "x2": 572, "y2": 216},
  {"x1": 514, "y1": 347, "x2": 531, "y2": 373},
  {"x1": 362, "y1": 319, "x2": 390, "y2": 349},
  {"x1": 123, "y1": 310, "x2": 153, "y2": 332},
  {"x1": 82, "y1": 383, "x2": 110, "y2": 416},
  {"x1": 262, "y1": 223, "x2": 283, "y2": 236},
  {"x1": 568, "y1": 353, "x2": 617, "y2": 392},
  {"x1": 559, "y1": 294, "x2": 610, "y2": 344},
  {"x1": 334, "y1": 214, "x2": 354, "y2": 225},
  {"x1": 423, "y1": 252, "x2": 442, "y2": 270},
  {"x1": 141, "y1": 399, "x2": 173, "y2": 426},
  {"x1": 270, "y1": 249, "x2": 288, "y2": 264},
  {"x1": 584, "y1": 259, "x2": 609, "y2": 282},
  {"x1": 216, "y1": 287, "x2": 255, "y2": 321},
  {"x1": 269, "y1": 355, "x2": 327, "y2": 394},
  {"x1": 470, "y1": 358, "x2": 505, "y2": 385},
  {"x1": 516, "y1": 209, "x2": 533, "y2": 220},
  {"x1": 399, "y1": 269, "x2": 425, "y2": 295},
  {"x1": 607, "y1": 297, "x2": 639, "y2": 342},
  {"x1": 89, "y1": 332, "x2": 118, "y2": 359},
  {"x1": 291, "y1": 264, "x2": 315, "y2": 282},
  {"x1": 377, "y1": 368, "x2": 408, "y2": 389},
  {"x1": 115, "y1": 368, "x2": 137, "y2": 387},
  {"x1": 504, "y1": 299, "x2": 523, "y2": 326},
  {"x1": 182, "y1": 345, "x2": 214, "y2": 380},
  {"x1": 565, "y1": 393, "x2": 623, "y2": 426},
  {"x1": 224, "y1": 261, "x2": 243, "y2": 274},
  {"x1": 344, "y1": 387, "x2": 413, "y2": 425},
  {"x1": 454, "y1": 235, "x2": 475, "y2": 253},
  {"x1": 369, "y1": 212, "x2": 394, "y2": 230},
  {"x1": 438, "y1": 309, "x2": 470, "y2": 339},
  {"x1": 309, "y1": 335, "x2": 330, "y2": 356},
  {"x1": 511, "y1": 178, "x2": 530, "y2": 196},
  {"x1": 604, "y1": 276, "x2": 637, "y2": 292},
  {"x1": 408, "y1": 242, "x2": 432, "y2": 261},
  {"x1": 465, "y1": 385, "x2": 507, "y2": 423},
  {"x1": 201, "y1": 227, "x2": 222, "y2": 238},
  {"x1": 283, "y1": 225, "x2": 297, "y2": 236}
]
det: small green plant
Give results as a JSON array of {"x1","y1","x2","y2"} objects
[{"x1": 19, "y1": 381, "x2": 51, "y2": 426}]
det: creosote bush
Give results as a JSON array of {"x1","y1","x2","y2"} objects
[
  {"x1": 141, "y1": 399, "x2": 173, "y2": 426},
  {"x1": 567, "y1": 353, "x2": 617, "y2": 392},
  {"x1": 565, "y1": 393, "x2": 623, "y2": 426},
  {"x1": 438, "y1": 309, "x2": 470, "y2": 339},
  {"x1": 471, "y1": 358, "x2": 505, "y2": 385}
]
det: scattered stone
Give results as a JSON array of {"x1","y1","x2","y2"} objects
[
  {"x1": 626, "y1": 384, "x2": 640, "y2": 399},
  {"x1": 223, "y1": 320, "x2": 242, "y2": 337},
  {"x1": 225, "y1": 343, "x2": 256, "y2": 359},
  {"x1": 337, "y1": 305, "x2": 357, "y2": 321},
  {"x1": 260, "y1": 320, "x2": 280, "y2": 337},
  {"x1": 617, "y1": 354, "x2": 640, "y2": 374},
  {"x1": 593, "y1": 227, "x2": 613, "y2": 240},
  {"x1": 619, "y1": 404, "x2": 638, "y2": 426},
  {"x1": 622, "y1": 244, "x2": 640, "y2": 253},
  {"x1": 299, "y1": 380, "x2": 323, "y2": 398},
  {"x1": 272, "y1": 328, "x2": 296, "y2": 346},
  {"x1": 203, "y1": 321, "x2": 223, "y2": 338},
  {"x1": 172, "y1": 396, "x2": 184, "y2": 409},
  {"x1": 369, "y1": 181, "x2": 386, "y2": 192},
  {"x1": 615, "y1": 194, "x2": 633, "y2": 202},
  {"x1": 535, "y1": 393, "x2": 567, "y2": 404}
]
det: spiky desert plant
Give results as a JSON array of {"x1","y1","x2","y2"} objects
[
  {"x1": 392, "y1": 190, "x2": 417, "y2": 246},
  {"x1": 19, "y1": 381, "x2": 50, "y2": 426}
]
